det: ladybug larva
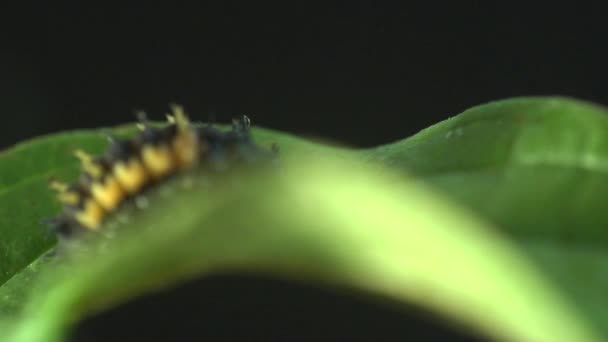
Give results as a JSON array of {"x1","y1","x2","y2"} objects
[{"x1": 49, "y1": 105, "x2": 277, "y2": 238}]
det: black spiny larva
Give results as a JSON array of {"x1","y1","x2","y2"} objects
[{"x1": 48, "y1": 105, "x2": 277, "y2": 239}]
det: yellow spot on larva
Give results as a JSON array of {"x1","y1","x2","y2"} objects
[
  {"x1": 172, "y1": 129, "x2": 200, "y2": 169},
  {"x1": 163, "y1": 104, "x2": 199, "y2": 168},
  {"x1": 74, "y1": 199, "x2": 105, "y2": 230},
  {"x1": 90, "y1": 176, "x2": 125, "y2": 211},
  {"x1": 113, "y1": 158, "x2": 149, "y2": 194},
  {"x1": 141, "y1": 144, "x2": 175, "y2": 178},
  {"x1": 74, "y1": 149, "x2": 104, "y2": 178}
]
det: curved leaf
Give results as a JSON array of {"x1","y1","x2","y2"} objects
[
  {"x1": 366, "y1": 96, "x2": 608, "y2": 241},
  {"x1": 2, "y1": 97, "x2": 608, "y2": 341},
  {"x1": 0, "y1": 132, "x2": 108, "y2": 286},
  {"x1": 0, "y1": 125, "x2": 149, "y2": 286},
  {"x1": 6, "y1": 155, "x2": 597, "y2": 342},
  {"x1": 365, "y1": 96, "x2": 608, "y2": 334}
]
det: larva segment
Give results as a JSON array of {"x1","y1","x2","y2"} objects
[
  {"x1": 112, "y1": 157, "x2": 149, "y2": 195},
  {"x1": 49, "y1": 180, "x2": 105, "y2": 231},
  {"x1": 73, "y1": 149, "x2": 128, "y2": 212},
  {"x1": 90, "y1": 176, "x2": 125, "y2": 211},
  {"x1": 171, "y1": 128, "x2": 199, "y2": 169},
  {"x1": 141, "y1": 144, "x2": 176, "y2": 179},
  {"x1": 73, "y1": 198, "x2": 105, "y2": 230},
  {"x1": 169, "y1": 104, "x2": 200, "y2": 169}
]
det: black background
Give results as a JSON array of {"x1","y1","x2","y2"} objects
[
  {"x1": 3, "y1": 2, "x2": 606, "y2": 340},
  {"x1": 2, "y1": 2, "x2": 606, "y2": 150},
  {"x1": 71, "y1": 274, "x2": 483, "y2": 341}
]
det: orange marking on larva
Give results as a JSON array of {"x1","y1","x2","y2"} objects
[
  {"x1": 172, "y1": 130, "x2": 199, "y2": 169},
  {"x1": 113, "y1": 158, "x2": 149, "y2": 194},
  {"x1": 74, "y1": 198, "x2": 105, "y2": 230},
  {"x1": 90, "y1": 176, "x2": 126, "y2": 211},
  {"x1": 141, "y1": 144, "x2": 175, "y2": 178}
]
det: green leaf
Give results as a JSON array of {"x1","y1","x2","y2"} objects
[
  {"x1": 0, "y1": 132, "x2": 108, "y2": 286},
  {"x1": 366, "y1": 96, "x2": 608, "y2": 240},
  {"x1": 365, "y1": 96, "x2": 608, "y2": 334},
  {"x1": 1, "y1": 97, "x2": 607, "y2": 341},
  {"x1": 0, "y1": 124, "x2": 147, "y2": 285},
  {"x1": 4, "y1": 154, "x2": 597, "y2": 342}
]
